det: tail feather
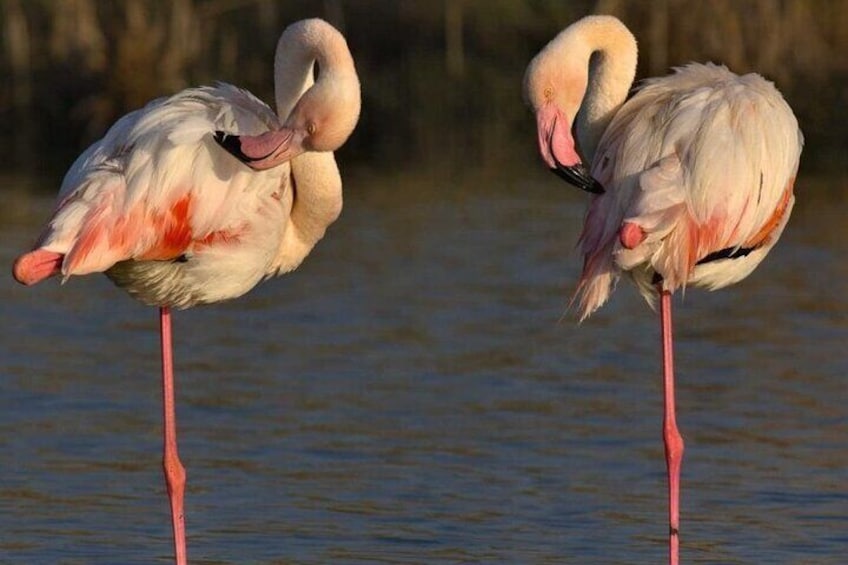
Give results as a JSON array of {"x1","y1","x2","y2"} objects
[
  {"x1": 12, "y1": 249, "x2": 63, "y2": 285},
  {"x1": 572, "y1": 243, "x2": 619, "y2": 321}
]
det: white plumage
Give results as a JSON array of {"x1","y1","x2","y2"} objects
[
  {"x1": 523, "y1": 15, "x2": 802, "y2": 320},
  {"x1": 43, "y1": 85, "x2": 286, "y2": 307},
  {"x1": 12, "y1": 18, "x2": 360, "y2": 565},
  {"x1": 581, "y1": 62, "x2": 801, "y2": 315},
  {"x1": 15, "y1": 18, "x2": 360, "y2": 310},
  {"x1": 524, "y1": 16, "x2": 803, "y2": 565}
]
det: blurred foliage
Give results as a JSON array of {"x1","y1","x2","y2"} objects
[{"x1": 1, "y1": 0, "x2": 845, "y2": 184}]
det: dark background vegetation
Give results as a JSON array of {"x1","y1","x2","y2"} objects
[{"x1": 1, "y1": 0, "x2": 845, "y2": 185}]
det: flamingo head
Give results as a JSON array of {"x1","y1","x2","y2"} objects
[
  {"x1": 216, "y1": 62, "x2": 361, "y2": 171},
  {"x1": 283, "y1": 73, "x2": 361, "y2": 153},
  {"x1": 523, "y1": 47, "x2": 604, "y2": 193}
]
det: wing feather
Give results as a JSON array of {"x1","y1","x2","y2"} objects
[
  {"x1": 38, "y1": 83, "x2": 285, "y2": 277},
  {"x1": 576, "y1": 63, "x2": 802, "y2": 318}
]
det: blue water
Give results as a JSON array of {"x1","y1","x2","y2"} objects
[{"x1": 1, "y1": 171, "x2": 846, "y2": 564}]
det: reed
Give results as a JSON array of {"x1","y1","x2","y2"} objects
[{"x1": 0, "y1": 0, "x2": 844, "y2": 177}]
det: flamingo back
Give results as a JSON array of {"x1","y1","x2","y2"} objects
[
  {"x1": 30, "y1": 84, "x2": 293, "y2": 308},
  {"x1": 575, "y1": 63, "x2": 802, "y2": 319}
]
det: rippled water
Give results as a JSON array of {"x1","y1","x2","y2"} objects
[{"x1": 0, "y1": 171, "x2": 846, "y2": 564}]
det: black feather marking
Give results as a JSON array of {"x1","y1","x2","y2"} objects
[{"x1": 696, "y1": 245, "x2": 756, "y2": 265}]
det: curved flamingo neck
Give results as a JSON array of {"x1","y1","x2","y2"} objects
[
  {"x1": 270, "y1": 20, "x2": 350, "y2": 274},
  {"x1": 575, "y1": 27, "x2": 637, "y2": 161},
  {"x1": 273, "y1": 151, "x2": 342, "y2": 273},
  {"x1": 292, "y1": 151, "x2": 342, "y2": 237},
  {"x1": 273, "y1": 19, "x2": 357, "y2": 120},
  {"x1": 553, "y1": 17, "x2": 638, "y2": 162}
]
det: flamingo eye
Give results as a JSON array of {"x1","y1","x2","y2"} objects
[
  {"x1": 544, "y1": 86, "x2": 554, "y2": 100},
  {"x1": 307, "y1": 122, "x2": 317, "y2": 135}
]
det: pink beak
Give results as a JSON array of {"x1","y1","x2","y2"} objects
[
  {"x1": 536, "y1": 104, "x2": 581, "y2": 169},
  {"x1": 535, "y1": 104, "x2": 604, "y2": 194},
  {"x1": 215, "y1": 128, "x2": 306, "y2": 171}
]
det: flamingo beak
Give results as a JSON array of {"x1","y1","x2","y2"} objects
[
  {"x1": 536, "y1": 105, "x2": 604, "y2": 194},
  {"x1": 551, "y1": 162, "x2": 603, "y2": 193},
  {"x1": 214, "y1": 128, "x2": 306, "y2": 171}
]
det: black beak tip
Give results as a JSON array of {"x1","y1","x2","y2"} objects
[
  {"x1": 586, "y1": 177, "x2": 605, "y2": 194},
  {"x1": 214, "y1": 131, "x2": 249, "y2": 162},
  {"x1": 551, "y1": 164, "x2": 605, "y2": 194}
]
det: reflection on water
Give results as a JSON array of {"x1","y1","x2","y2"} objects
[{"x1": 0, "y1": 171, "x2": 846, "y2": 564}]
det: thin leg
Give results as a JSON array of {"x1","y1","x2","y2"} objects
[
  {"x1": 659, "y1": 286, "x2": 683, "y2": 565},
  {"x1": 160, "y1": 307, "x2": 188, "y2": 565},
  {"x1": 659, "y1": 289, "x2": 684, "y2": 565}
]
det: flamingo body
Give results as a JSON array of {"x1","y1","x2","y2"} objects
[
  {"x1": 12, "y1": 18, "x2": 359, "y2": 565},
  {"x1": 14, "y1": 18, "x2": 359, "y2": 309},
  {"x1": 524, "y1": 15, "x2": 802, "y2": 565},
  {"x1": 579, "y1": 62, "x2": 800, "y2": 317},
  {"x1": 17, "y1": 85, "x2": 288, "y2": 308},
  {"x1": 524, "y1": 16, "x2": 802, "y2": 319}
]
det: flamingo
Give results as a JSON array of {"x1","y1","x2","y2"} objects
[
  {"x1": 12, "y1": 18, "x2": 360, "y2": 565},
  {"x1": 523, "y1": 15, "x2": 802, "y2": 565}
]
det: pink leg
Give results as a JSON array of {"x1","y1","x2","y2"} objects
[
  {"x1": 160, "y1": 307, "x2": 188, "y2": 565},
  {"x1": 659, "y1": 289, "x2": 684, "y2": 565}
]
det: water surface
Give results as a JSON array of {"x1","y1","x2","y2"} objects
[{"x1": 1, "y1": 171, "x2": 846, "y2": 564}]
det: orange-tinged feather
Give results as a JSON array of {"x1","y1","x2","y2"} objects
[
  {"x1": 66, "y1": 193, "x2": 196, "y2": 273},
  {"x1": 12, "y1": 249, "x2": 64, "y2": 285},
  {"x1": 195, "y1": 229, "x2": 242, "y2": 248},
  {"x1": 137, "y1": 195, "x2": 193, "y2": 260},
  {"x1": 743, "y1": 179, "x2": 794, "y2": 248},
  {"x1": 694, "y1": 216, "x2": 723, "y2": 268},
  {"x1": 61, "y1": 190, "x2": 250, "y2": 276},
  {"x1": 64, "y1": 192, "x2": 123, "y2": 275}
]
